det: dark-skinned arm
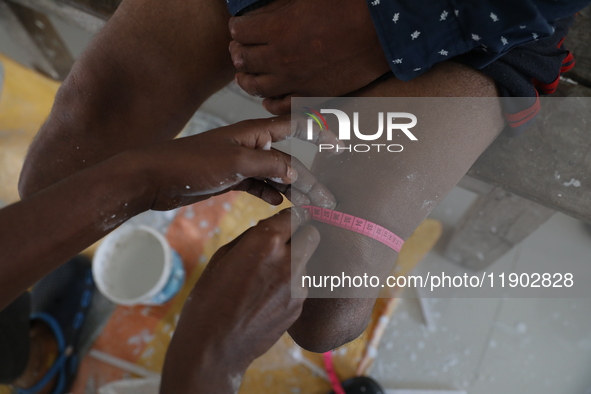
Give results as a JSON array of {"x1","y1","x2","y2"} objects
[
  {"x1": 2, "y1": 117, "x2": 337, "y2": 310},
  {"x1": 161, "y1": 208, "x2": 318, "y2": 393}
]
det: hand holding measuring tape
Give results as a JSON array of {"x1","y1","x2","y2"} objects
[{"x1": 128, "y1": 114, "x2": 340, "y2": 212}]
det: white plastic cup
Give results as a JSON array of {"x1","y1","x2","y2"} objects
[{"x1": 93, "y1": 225, "x2": 185, "y2": 306}]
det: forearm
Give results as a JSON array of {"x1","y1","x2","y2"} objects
[
  {"x1": 19, "y1": 0, "x2": 234, "y2": 197},
  {"x1": 0, "y1": 153, "x2": 152, "y2": 310}
]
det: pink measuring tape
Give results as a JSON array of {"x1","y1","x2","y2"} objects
[
  {"x1": 323, "y1": 351, "x2": 346, "y2": 394},
  {"x1": 302, "y1": 206, "x2": 405, "y2": 253}
]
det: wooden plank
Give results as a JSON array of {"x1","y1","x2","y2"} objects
[
  {"x1": 4, "y1": 0, "x2": 75, "y2": 80},
  {"x1": 467, "y1": 83, "x2": 591, "y2": 224},
  {"x1": 444, "y1": 187, "x2": 556, "y2": 270},
  {"x1": 457, "y1": 175, "x2": 495, "y2": 196},
  {"x1": 564, "y1": 6, "x2": 591, "y2": 87},
  {"x1": 8, "y1": 0, "x2": 106, "y2": 32}
]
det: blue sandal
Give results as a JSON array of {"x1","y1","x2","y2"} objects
[{"x1": 19, "y1": 256, "x2": 95, "y2": 394}]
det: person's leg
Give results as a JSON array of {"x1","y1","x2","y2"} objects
[
  {"x1": 288, "y1": 62, "x2": 505, "y2": 352},
  {"x1": 289, "y1": 14, "x2": 576, "y2": 351},
  {"x1": 19, "y1": 0, "x2": 235, "y2": 197}
]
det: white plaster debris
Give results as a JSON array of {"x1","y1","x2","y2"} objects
[
  {"x1": 229, "y1": 373, "x2": 242, "y2": 394},
  {"x1": 368, "y1": 345, "x2": 379, "y2": 359},
  {"x1": 554, "y1": 171, "x2": 561, "y2": 180},
  {"x1": 288, "y1": 347, "x2": 329, "y2": 382},
  {"x1": 563, "y1": 178, "x2": 581, "y2": 187},
  {"x1": 269, "y1": 177, "x2": 286, "y2": 184},
  {"x1": 516, "y1": 322, "x2": 528, "y2": 334},
  {"x1": 184, "y1": 207, "x2": 195, "y2": 219},
  {"x1": 560, "y1": 76, "x2": 579, "y2": 85},
  {"x1": 127, "y1": 329, "x2": 155, "y2": 355},
  {"x1": 143, "y1": 347, "x2": 155, "y2": 358},
  {"x1": 417, "y1": 292, "x2": 436, "y2": 331},
  {"x1": 421, "y1": 200, "x2": 435, "y2": 211}
]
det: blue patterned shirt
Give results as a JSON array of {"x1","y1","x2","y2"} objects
[{"x1": 227, "y1": 0, "x2": 589, "y2": 81}]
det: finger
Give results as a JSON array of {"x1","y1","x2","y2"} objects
[
  {"x1": 290, "y1": 157, "x2": 336, "y2": 209},
  {"x1": 231, "y1": 113, "x2": 342, "y2": 151},
  {"x1": 265, "y1": 180, "x2": 311, "y2": 207},
  {"x1": 239, "y1": 149, "x2": 336, "y2": 208},
  {"x1": 229, "y1": 115, "x2": 294, "y2": 149},
  {"x1": 289, "y1": 225, "x2": 320, "y2": 298},
  {"x1": 262, "y1": 179, "x2": 289, "y2": 194},
  {"x1": 229, "y1": 41, "x2": 271, "y2": 74},
  {"x1": 290, "y1": 225, "x2": 320, "y2": 269},
  {"x1": 287, "y1": 188, "x2": 312, "y2": 207},
  {"x1": 233, "y1": 179, "x2": 284, "y2": 205},
  {"x1": 235, "y1": 72, "x2": 288, "y2": 99},
  {"x1": 229, "y1": 15, "x2": 276, "y2": 45},
  {"x1": 263, "y1": 96, "x2": 293, "y2": 115},
  {"x1": 291, "y1": 111, "x2": 345, "y2": 154},
  {"x1": 286, "y1": 206, "x2": 312, "y2": 237},
  {"x1": 243, "y1": 207, "x2": 311, "y2": 251}
]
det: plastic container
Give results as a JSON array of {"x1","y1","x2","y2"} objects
[{"x1": 93, "y1": 225, "x2": 185, "y2": 306}]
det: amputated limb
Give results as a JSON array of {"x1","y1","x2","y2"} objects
[{"x1": 288, "y1": 62, "x2": 505, "y2": 352}]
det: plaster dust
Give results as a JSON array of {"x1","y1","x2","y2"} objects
[
  {"x1": 563, "y1": 178, "x2": 582, "y2": 187},
  {"x1": 103, "y1": 231, "x2": 165, "y2": 300}
]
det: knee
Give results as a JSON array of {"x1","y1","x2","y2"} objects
[{"x1": 288, "y1": 298, "x2": 375, "y2": 353}]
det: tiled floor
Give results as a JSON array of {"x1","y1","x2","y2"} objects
[
  {"x1": 2, "y1": 18, "x2": 591, "y2": 394},
  {"x1": 371, "y1": 187, "x2": 591, "y2": 394}
]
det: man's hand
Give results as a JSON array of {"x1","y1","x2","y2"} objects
[
  {"x1": 131, "y1": 115, "x2": 339, "y2": 211},
  {"x1": 160, "y1": 208, "x2": 318, "y2": 393},
  {"x1": 228, "y1": 0, "x2": 390, "y2": 114}
]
